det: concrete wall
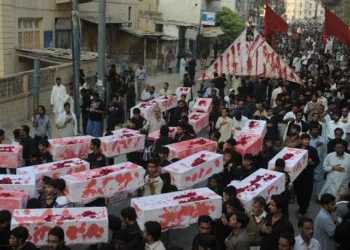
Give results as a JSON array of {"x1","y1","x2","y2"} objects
[
  {"x1": 158, "y1": 0, "x2": 202, "y2": 25},
  {"x1": 0, "y1": 0, "x2": 71, "y2": 76},
  {"x1": 0, "y1": 60, "x2": 97, "y2": 129}
]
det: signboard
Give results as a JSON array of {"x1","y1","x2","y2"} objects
[
  {"x1": 201, "y1": 11, "x2": 216, "y2": 26},
  {"x1": 185, "y1": 28, "x2": 198, "y2": 40},
  {"x1": 55, "y1": 18, "x2": 72, "y2": 30},
  {"x1": 202, "y1": 27, "x2": 224, "y2": 37}
]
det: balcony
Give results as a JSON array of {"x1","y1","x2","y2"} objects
[{"x1": 56, "y1": 0, "x2": 93, "y2": 4}]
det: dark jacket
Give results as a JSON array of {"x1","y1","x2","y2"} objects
[
  {"x1": 335, "y1": 212, "x2": 350, "y2": 250},
  {"x1": 260, "y1": 214, "x2": 294, "y2": 250},
  {"x1": 107, "y1": 102, "x2": 125, "y2": 131},
  {"x1": 154, "y1": 136, "x2": 174, "y2": 155},
  {"x1": 20, "y1": 241, "x2": 37, "y2": 250},
  {"x1": 20, "y1": 135, "x2": 37, "y2": 166},
  {"x1": 174, "y1": 133, "x2": 192, "y2": 143}
]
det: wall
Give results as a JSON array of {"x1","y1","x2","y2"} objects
[
  {"x1": 0, "y1": 60, "x2": 97, "y2": 129},
  {"x1": 221, "y1": 0, "x2": 236, "y2": 12},
  {"x1": 158, "y1": 0, "x2": 202, "y2": 25},
  {"x1": 0, "y1": 0, "x2": 71, "y2": 76}
]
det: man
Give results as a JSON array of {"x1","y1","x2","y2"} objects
[
  {"x1": 225, "y1": 211, "x2": 250, "y2": 250},
  {"x1": 327, "y1": 128, "x2": 349, "y2": 154},
  {"x1": 295, "y1": 134, "x2": 320, "y2": 217},
  {"x1": 278, "y1": 233, "x2": 295, "y2": 250},
  {"x1": 295, "y1": 217, "x2": 321, "y2": 250},
  {"x1": 56, "y1": 102, "x2": 78, "y2": 138},
  {"x1": 83, "y1": 138, "x2": 106, "y2": 169},
  {"x1": 87, "y1": 92, "x2": 105, "y2": 137},
  {"x1": 144, "y1": 108, "x2": 166, "y2": 133},
  {"x1": 80, "y1": 88, "x2": 91, "y2": 135},
  {"x1": 336, "y1": 188, "x2": 350, "y2": 219},
  {"x1": 246, "y1": 196, "x2": 267, "y2": 250},
  {"x1": 9, "y1": 226, "x2": 37, "y2": 250},
  {"x1": 314, "y1": 193, "x2": 340, "y2": 250},
  {"x1": 188, "y1": 54, "x2": 197, "y2": 82},
  {"x1": 159, "y1": 82, "x2": 173, "y2": 96},
  {"x1": 143, "y1": 221, "x2": 165, "y2": 250},
  {"x1": 317, "y1": 90, "x2": 328, "y2": 111},
  {"x1": 204, "y1": 81, "x2": 219, "y2": 98},
  {"x1": 135, "y1": 63, "x2": 147, "y2": 100},
  {"x1": 148, "y1": 86, "x2": 159, "y2": 100},
  {"x1": 319, "y1": 141, "x2": 350, "y2": 199},
  {"x1": 174, "y1": 123, "x2": 191, "y2": 142},
  {"x1": 327, "y1": 113, "x2": 347, "y2": 140},
  {"x1": 304, "y1": 94, "x2": 320, "y2": 121},
  {"x1": 283, "y1": 110, "x2": 308, "y2": 141},
  {"x1": 192, "y1": 215, "x2": 213, "y2": 250},
  {"x1": 32, "y1": 105, "x2": 52, "y2": 145},
  {"x1": 0, "y1": 210, "x2": 11, "y2": 250},
  {"x1": 233, "y1": 153, "x2": 256, "y2": 181},
  {"x1": 128, "y1": 108, "x2": 146, "y2": 131},
  {"x1": 107, "y1": 95, "x2": 125, "y2": 131},
  {"x1": 215, "y1": 108, "x2": 233, "y2": 143},
  {"x1": 293, "y1": 54, "x2": 302, "y2": 73},
  {"x1": 282, "y1": 124, "x2": 302, "y2": 148},
  {"x1": 141, "y1": 84, "x2": 151, "y2": 102},
  {"x1": 260, "y1": 194, "x2": 294, "y2": 250},
  {"x1": 120, "y1": 207, "x2": 142, "y2": 242},
  {"x1": 232, "y1": 112, "x2": 248, "y2": 137},
  {"x1": 309, "y1": 124, "x2": 327, "y2": 198},
  {"x1": 254, "y1": 78, "x2": 267, "y2": 103},
  {"x1": 47, "y1": 227, "x2": 71, "y2": 250},
  {"x1": 143, "y1": 160, "x2": 163, "y2": 196},
  {"x1": 271, "y1": 81, "x2": 283, "y2": 107},
  {"x1": 20, "y1": 125, "x2": 37, "y2": 166},
  {"x1": 273, "y1": 98, "x2": 288, "y2": 140},
  {"x1": 12, "y1": 129, "x2": 21, "y2": 146},
  {"x1": 340, "y1": 107, "x2": 350, "y2": 141},
  {"x1": 169, "y1": 100, "x2": 188, "y2": 127},
  {"x1": 283, "y1": 104, "x2": 300, "y2": 124},
  {"x1": 50, "y1": 77, "x2": 67, "y2": 122}
]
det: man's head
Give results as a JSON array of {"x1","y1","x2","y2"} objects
[
  {"x1": 93, "y1": 92, "x2": 99, "y2": 101},
  {"x1": 120, "y1": 207, "x2": 137, "y2": 225},
  {"x1": 317, "y1": 90, "x2": 323, "y2": 97},
  {"x1": 53, "y1": 178, "x2": 66, "y2": 195},
  {"x1": 311, "y1": 112, "x2": 320, "y2": 122},
  {"x1": 278, "y1": 233, "x2": 295, "y2": 250},
  {"x1": 342, "y1": 107, "x2": 349, "y2": 117},
  {"x1": 38, "y1": 139, "x2": 50, "y2": 152},
  {"x1": 112, "y1": 95, "x2": 119, "y2": 104},
  {"x1": 210, "y1": 81, "x2": 216, "y2": 89},
  {"x1": 38, "y1": 105, "x2": 46, "y2": 116},
  {"x1": 0, "y1": 210, "x2": 11, "y2": 230},
  {"x1": 147, "y1": 159, "x2": 158, "y2": 176},
  {"x1": 158, "y1": 146, "x2": 169, "y2": 160},
  {"x1": 56, "y1": 77, "x2": 61, "y2": 86},
  {"x1": 311, "y1": 94, "x2": 317, "y2": 102},
  {"x1": 90, "y1": 138, "x2": 101, "y2": 151},
  {"x1": 197, "y1": 215, "x2": 213, "y2": 234},
  {"x1": 290, "y1": 124, "x2": 301, "y2": 136},
  {"x1": 333, "y1": 112, "x2": 341, "y2": 122},
  {"x1": 210, "y1": 131, "x2": 221, "y2": 142},
  {"x1": 320, "y1": 193, "x2": 336, "y2": 213},
  {"x1": 223, "y1": 149, "x2": 233, "y2": 163},
  {"x1": 159, "y1": 125, "x2": 169, "y2": 137},
  {"x1": 20, "y1": 125, "x2": 30, "y2": 137},
  {"x1": 338, "y1": 188, "x2": 350, "y2": 201},
  {"x1": 163, "y1": 82, "x2": 169, "y2": 90},
  {"x1": 292, "y1": 104, "x2": 299, "y2": 114},
  {"x1": 221, "y1": 108, "x2": 229, "y2": 118},
  {"x1": 197, "y1": 234, "x2": 217, "y2": 250},
  {"x1": 209, "y1": 174, "x2": 220, "y2": 189},
  {"x1": 178, "y1": 100, "x2": 186, "y2": 109},
  {"x1": 149, "y1": 86, "x2": 155, "y2": 94},
  {"x1": 47, "y1": 227, "x2": 66, "y2": 250},
  {"x1": 298, "y1": 217, "x2": 314, "y2": 242},
  {"x1": 251, "y1": 196, "x2": 266, "y2": 216},
  {"x1": 143, "y1": 221, "x2": 162, "y2": 243},
  {"x1": 335, "y1": 141, "x2": 346, "y2": 156},
  {"x1": 177, "y1": 123, "x2": 186, "y2": 136},
  {"x1": 300, "y1": 133, "x2": 310, "y2": 148},
  {"x1": 296, "y1": 111, "x2": 303, "y2": 122},
  {"x1": 309, "y1": 124, "x2": 319, "y2": 138},
  {"x1": 228, "y1": 211, "x2": 250, "y2": 230},
  {"x1": 269, "y1": 194, "x2": 286, "y2": 214},
  {"x1": 234, "y1": 112, "x2": 242, "y2": 121},
  {"x1": 139, "y1": 63, "x2": 143, "y2": 69},
  {"x1": 264, "y1": 138, "x2": 274, "y2": 149},
  {"x1": 9, "y1": 226, "x2": 28, "y2": 248},
  {"x1": 223, "y1": 186, "x2": 237, "y2": 202},
  {"x1": 334, "y1": 128, "x2": 344, "y2": 140},
  {"x1": 243, "y1": 153, "x2": 254, "y2": 168},
  {"x1": 64, "y1": 102, "x2": 71, "y2": 113},
  {"x1": 13, "y1": 129, "x2": 21, "y2": 140}
]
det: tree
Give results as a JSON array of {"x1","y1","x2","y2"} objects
[{"x1": 216, "y1": 7, "x2": 245, "y2": 49}]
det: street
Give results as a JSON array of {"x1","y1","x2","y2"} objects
[{"x1": 2, "y1": 69, "x2": 322, "y2": 250}]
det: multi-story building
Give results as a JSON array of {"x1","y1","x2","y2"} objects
[{"x1": 285, "y1": 0, "x2": 325, "y2": 22}]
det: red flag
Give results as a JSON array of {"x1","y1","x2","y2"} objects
[
  {"x1": 264, "y1": 4, "x2": 289, "y2": 38},
  {"x1": 325, "y1": 8, "x2": 350, "y2": 47}
]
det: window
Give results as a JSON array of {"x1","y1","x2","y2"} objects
[
  {"x1": 155, "y1": 24, "x2": 163, "y2": 32},
  {"x1": 128, "y1": 7, "x2": 132, "y2": 21},
  {"x1": 18, "y1": 18, "x2": 41, "y2": 49}
]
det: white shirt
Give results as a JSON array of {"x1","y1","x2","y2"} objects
[
  {"x1": 143, "y1": 175, "x2": 163, "y2": 196},
  {"x1": 145, "y1": 117, "x2": 166, "y2": 133},
  {"x1": 215, "y1": 116, "x2": 233, "y2": 143},
  {"x1": 12, "y1": 140, "x2": 20, "y2": 146},
  {"x1": 232, "y1": 116, "x2": 248, "y2": 137},
  {"x1": 141, "y1": 90, "x2": 151, "y2": 101},
  {"x1": 145, "y1": 241, "x2": 166, "y2": 250},
  {"x1": 50, "y1": 85, "x2": 67, "y2": 114},
  {"x1": 340, "y1": 115, "x2": 350, "y2": 133},
  {"x1": 294, "y1": 235, "x2": 321, "y2": 250},
  {"x1": 54, "y1": 196, "x2": 70, "y2": 208},
  {"x1": 159, "y1": 89, "x2": 173, "y2": 96},
  {"x1": 326, "y1": 120, "x2": 347, "y2": 140}
]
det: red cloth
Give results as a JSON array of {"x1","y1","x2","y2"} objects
[
  {"x1": 264, "y1": 4, "x2": 289, "y2": 37},
  {"x1": 325, "y1": 8, "x2": 350, "y2": 47}
]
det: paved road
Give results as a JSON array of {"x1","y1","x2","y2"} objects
[{"x1": 1, "y1": 69, "x2": 322, "y2": 250}]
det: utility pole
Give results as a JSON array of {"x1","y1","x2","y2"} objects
[
  {"x1": 33, "y1": 59, "x2": 40, "y2": 113},
  {"x1": 97, "y1": 0, "x2": 106, "y2": 103},
  {"x1": 72, "y1": 0, "x2": 81, "y2": 134}
]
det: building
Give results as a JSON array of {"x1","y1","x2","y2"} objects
[{"x1": 285, "y1": 0, "x2": 325, "y2": 22}]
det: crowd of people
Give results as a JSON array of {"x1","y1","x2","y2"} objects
[{"x1": 1, "y1": 30, "x2": 350, "y2": 250}]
